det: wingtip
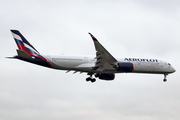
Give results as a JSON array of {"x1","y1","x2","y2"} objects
[
  {"x1": 88, "y1": 32, "x2": 98, "y2": 41},
  {"x1": 88, "y1": 32, "x2": 92, "y2": 35}
]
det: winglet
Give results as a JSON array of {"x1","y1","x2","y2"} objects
[{"x1": 88, "y1": 33, "x2": 98, "y2": 41}]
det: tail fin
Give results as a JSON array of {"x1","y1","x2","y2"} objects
[
  {"x1": 10, "y1": 30, "x2": 52, "y2": 68},
  {"x1": 11, "y1": 30, "x2": 40, "y2": 56}
]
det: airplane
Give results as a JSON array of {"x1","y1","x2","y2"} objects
[{"x1": 8, "y1": 30, "x2": 176, "y2": 83}]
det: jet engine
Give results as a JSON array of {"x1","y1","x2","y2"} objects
[
  {"x1": 95, "y1": 73, "x2": 115, "y2": 80},
  {"x1": 117, "y1": 62, "x2": 134, "y2": 72}
]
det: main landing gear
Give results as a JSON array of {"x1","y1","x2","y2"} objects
[
  {"x1": 163, "y1": 74, "x2": 168, "y2": 82},
  {"x1": 86, "y1": 77, "x2": 96, "y2": 83},
  {"x1": 86, "y1": 73, "x2": 96, "y2": 83}
]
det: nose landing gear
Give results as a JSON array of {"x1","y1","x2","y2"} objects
[{"x1": 163, "y1": 74, "x2": 168, "y2": 82}]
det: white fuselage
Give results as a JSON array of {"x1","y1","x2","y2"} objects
[{"x1": 43, "y1": 54, "x2": 175, "y2": 74}]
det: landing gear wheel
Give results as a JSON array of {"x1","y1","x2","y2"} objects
[
  {"x1": 86, "y1": 72, "x2": 96, "y2": 83},
  {"x1": 91, "y1": 78, "x2": 96, "y2": 83},
  {"x1": 163, "y1": 78, "x2": 167, "y2": 82},
  {"x1": 86, "y1": 77, "x2": 91, "y2": 82}
]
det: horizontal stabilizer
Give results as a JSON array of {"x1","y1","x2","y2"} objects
[
  {"x1": 16, "y1": 49, "x2": 32, "y2": 59},
  {"x1": 6, "y1": 57, "x2": 16, "y2": 59}
]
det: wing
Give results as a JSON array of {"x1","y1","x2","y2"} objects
[{"x1": 89, "y1": 33, "x2": 118, "y2": 72}]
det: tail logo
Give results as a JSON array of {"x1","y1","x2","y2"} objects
[
  {"x1": 11, "y1": 30, "x2": 39, "y2": 56},
  {"x1": 11, "y1": 30, "x2": 52, "y2": 68}
]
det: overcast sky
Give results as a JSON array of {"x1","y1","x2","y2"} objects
[{"x1": 1, "y1": 0, "x2": 180, "y2": 120}]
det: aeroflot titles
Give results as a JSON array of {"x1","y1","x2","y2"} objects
[{"x1": 124, "y1": 58, "x2": 158, "y2": 62}]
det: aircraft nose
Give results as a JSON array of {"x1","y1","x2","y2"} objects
[
  {"x1": 173, "y1": 68, "x2": 176, "y2": 73},
  {"x1": 171, "y1": 67, "x2": 176, "y2": 73}
]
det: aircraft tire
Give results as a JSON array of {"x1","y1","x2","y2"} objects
[
  {"x1": 163, "y1": 78, "x2": 167, "y2": 82},
  {"x1": 91, "y1": 78, "x2": 96, "y2": 83},
  {"x1": 86, "y1": 77, "x2": 91, "y2": 82}
]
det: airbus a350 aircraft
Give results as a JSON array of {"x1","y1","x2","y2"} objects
[{"x1": 8, "y1": 30, "x2": 175, "y2": 82}]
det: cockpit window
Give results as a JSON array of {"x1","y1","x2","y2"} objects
[{"x1": 168, "y1": 63, "x2": 171, "y2": 66}]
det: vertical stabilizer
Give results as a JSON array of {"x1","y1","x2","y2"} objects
[
  {"x1": 11, "y1": 30, "x2": 40, "y2": 55},
  {"x1": 9, "y1": 30, "x2": 52, "y2": 68}
]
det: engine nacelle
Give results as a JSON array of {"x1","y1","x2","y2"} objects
[
  {"x1": 95, "y1": 73, "x2": 115, "y2": 80},
  {"x1": 117, "y1": 62, "x2": 134, "y2": 72}
]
